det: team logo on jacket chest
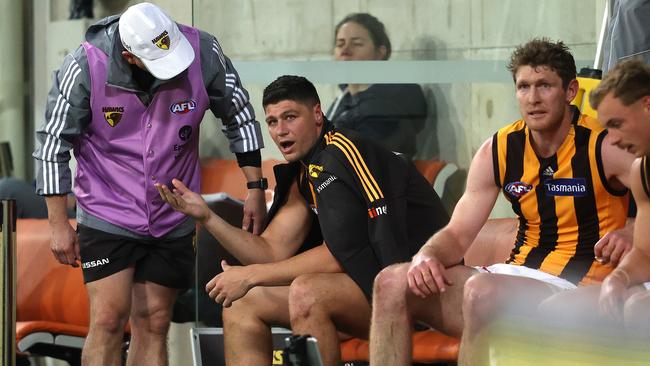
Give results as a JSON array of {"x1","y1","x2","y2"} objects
[
  {"x1": 102, "y1": 106, "x2": 124, "y2": 127},
  {"x1": 505, "y1": 181, "x2": 532, "y2": 198},
  {"x1": 544, "y1": 178, "x2": 587, "y2": 197},
  {"x1": 170, "y1": 100, "x2": 197, "y2": 114},
  {"x1": 308, "y1": 164, "x2": 323, "y2": 178},
  {"x1": 152, "y1": 30, "x2": 170, "y2": 50}
]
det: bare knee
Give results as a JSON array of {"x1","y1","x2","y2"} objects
[
  {"x1": 374, "y1": 264, "x2": 409, "y2": 297},
  {"x1": 288, "y1": 274, "x2": 321, "y2": 324},
  {"x1": 131, "y1": 304, "x2": 173, "y2": 336},
  {"x1": 537, "y1": 291, "x2": 565, "y2": 317},
  {"x1": 462, "y1": 274, "x2": 498, "y2": 328},
  {"x1": 373, "y1": 264, "x2": 409, "y2": 309},
  {"x1": 91, "y1": 305, "x2": 129, "y2": 335},
  {"x1": 623, "y1": 291, "x2": 650, "y2": 334},
  {"x1": 222, "y1": 288, "x2": 269, "y2": 330}
]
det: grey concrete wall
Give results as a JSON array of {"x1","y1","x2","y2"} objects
[
  {"x1": 41, "y1": 0, "x2": 607, "y2": 218},
  {"x1": 0, "y1": 0, "x2": 24, "y2": 177},
  {"x1": 189, "y1": 0, "x2": 606, "y2": 217},
  {"x1": 190, "y1": 0, "x2": 605, "y2": 166}
]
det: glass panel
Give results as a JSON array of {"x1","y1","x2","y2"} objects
[{"x1": 191, "y1": 0, "x2": 607, "y2": 326}]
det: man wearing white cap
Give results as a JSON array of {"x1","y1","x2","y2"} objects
[{"x1": 33, "y1": 2, "x2": 266, "y2": 365}]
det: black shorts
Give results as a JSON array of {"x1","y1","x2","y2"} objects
[{"x1": 78, "y1": 224, "x2": 195, "y2": 289}]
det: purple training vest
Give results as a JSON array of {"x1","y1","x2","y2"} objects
[{"x1": 78, "y1": 24, "x2": 209, "y2": 237}]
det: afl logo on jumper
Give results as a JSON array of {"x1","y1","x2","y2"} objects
[
  {"x1": 505, "y1": 181, "x2": 533, "y2": 198},
  {"x1": 545, "y1": 178, "x2": 587, "y2": 197},
  {"x1": 102, "y1": 106, "x2": 124, "y2": 127},
  {"x1": 170, "y1": 100, "x2": 196, "y2": 114},
  {"x1": 178, "y1": 125, "x2": 192, "y2": 141},
  {"x1": 152, "y1": 30, "x2": 170, "y2": 50}
]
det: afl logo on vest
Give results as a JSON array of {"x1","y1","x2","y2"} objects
[
  {"x1": 170, "y1": 100, "x2": 197, "y2": 114},
  {"x1": 505, "y1": 181, "x2": 532, "y2": 198}
]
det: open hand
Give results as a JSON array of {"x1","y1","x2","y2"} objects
[{"x1": 155, "y1": 179, "x2": 211, "y2": 223}]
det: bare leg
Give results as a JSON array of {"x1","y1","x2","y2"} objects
[
  {"x1": 537, "y1": 285, "x2": 604, "y2": 324},
  {"x1": 459, "y1": 274, "x2": 558, "y2": 366},
  {"x1": 288, "y1": 273, "x2": 371, "y2": 366},
  {"x1": 82, "y1": 268, "x2": 134, "y2": 366},
  {"x1": 624, "y1": 289, "x2": 650, "y2": 338},
  {"x1": 369, "y1": 264, "x2": 477, "y2": 366},
  {"x1": 222, "y1": 286, "x2": 290, "y2": 366},
  {"x1": 126, "y1": 281, "x2": 179, "y2": 366}
]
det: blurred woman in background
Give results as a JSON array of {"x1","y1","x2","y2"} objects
[{"x1": 327, "y1": 13, "x2": 429, "y2": 159}]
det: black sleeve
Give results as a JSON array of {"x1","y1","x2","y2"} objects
[
  {"x1": 315, "y1": 167, "x2": 382, "y2": 299},
  {"x1": 235, "y1": 151, "x2": 261, "y2": 168}
]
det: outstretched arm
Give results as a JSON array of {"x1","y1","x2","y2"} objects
[{"x1": 156, "y1": 178, "x2": 311, "y2": 264}]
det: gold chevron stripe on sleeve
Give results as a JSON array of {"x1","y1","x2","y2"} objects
[
  {"x1": 332, "y1": 133, "x2": 384, "y2": 198},
  {"x1": 329, "y1": 140, "x2": 377, "y2": 202}
]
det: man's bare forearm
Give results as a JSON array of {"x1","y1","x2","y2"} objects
[
  {"x1": 246, "y1": 244, "x2": 341, "y2": 287},
  {"x1": 201, "y1": 211, "x2": 286, "y2": 264},
  {"x1": 45, "y1": 195, "x2": 71, "y2": 226},
  {"x1": 417, "y1": 228, "x2": 467, "y2": 267}
]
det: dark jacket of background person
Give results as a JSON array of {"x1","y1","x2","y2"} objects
[
  {"x1": 327, "y1": 83, "x2": 427, "y2": 158},
  {"x1": 0, "y1": 177, "x2": 75, "y2": 218},
  {"x1": 602, "y1": 0, "x2": 650, "y2": 72}
]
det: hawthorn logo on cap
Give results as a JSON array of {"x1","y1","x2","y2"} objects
[
  {"x1": 118, "y1": 2, "x2": 195, "y2": 80},
  {"x1": 102, "y1": 106, "x2": 125, "y2": 127},
  {"x1": 152, "y1": 30, "x2": 170, "y2": 50}
]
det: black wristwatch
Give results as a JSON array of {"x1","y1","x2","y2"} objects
[{"x1": 247, "y1": 178, "x2": 268, "y2": 190}]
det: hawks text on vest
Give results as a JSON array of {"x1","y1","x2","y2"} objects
[
  {"x1": 170, "y1": 100, "x2": 197, "y2": 114},
  {"x1": 544, "y1": 178, "x2": 587, "y2": 197},
  {"x1": 152, "y1": 30, "x2": 170, "y2": 50},
  {"x1": 102, "y1": 106, "x2": 125, "y2": 127},
  {"x1": 82, "y1": 258, "x2": 110, "y2": 269}
]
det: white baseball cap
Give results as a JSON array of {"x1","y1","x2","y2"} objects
[{"x1": 119, "y1": 2, "x2": 195, "y2": 80}]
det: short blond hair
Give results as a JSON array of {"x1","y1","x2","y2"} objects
[{"x1": 590, "y1": 59, "x2": 650, "y2": 109}]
